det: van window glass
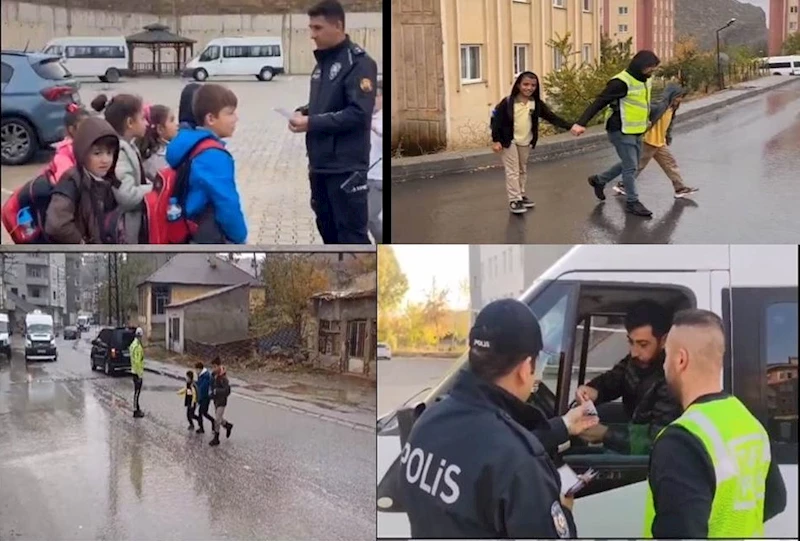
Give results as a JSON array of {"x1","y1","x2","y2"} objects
[
  {"x1": 1, "y1": 62, "x2": 13, "y2": 83},
  {"x1": 200, "y1": 46, "x2": 220, "y2": 61},
  {"x1": 93, "y1": 46, "x2": 125, "y2": 58},
  {"x1": 573, "y1": 314, "x2": 628, "y2": 399},
  {"x1": 0, "y1": 320, "x2": 8, "y2": 332},
  {"x1": 28, "y1": 324, "x2": 51, "y2": 334},
  {"x1": 765, "y1": 302, "x2": 798, "y2": 445},
  {"x1": 769, "y1": 62, "x2": 791, "y2": 69},
  {"x1": 527, "y1": 281, "x2": 573, "y2": 381},
  {"x1": 44, "y1": 45, "x2": 62, "y2": 56}
]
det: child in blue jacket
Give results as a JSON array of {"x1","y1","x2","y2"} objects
[{"x1": 166, "y1": 84, "x2": 247, "y2": 244}]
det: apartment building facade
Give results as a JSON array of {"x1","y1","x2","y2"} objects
[
  {"x1": 392, "y1": 0, "x2": 601, "y2": 152},
  {"x1": 769, "y1": 0, "x2": 800, "y2": 55},
  {"x1": 468, "y1": 245, "x2": 573, "y2": 322},
  {"x1": 601, "y1": 0, "x2": 675, "y2": 61},
  {"x1": 1, "y1": 253, "x2": 67, "y2": 326}
]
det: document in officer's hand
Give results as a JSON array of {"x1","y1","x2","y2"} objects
[
  {"x1": 274, "y1": 107, "x2": 293, "y2": 120},
  {"x1": 558, "y1": 464, "x2": 598, "y2": 497}
]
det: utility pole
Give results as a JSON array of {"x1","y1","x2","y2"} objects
[{"x1": 107, "y1": 254, "x2": 121, "y2": 326}]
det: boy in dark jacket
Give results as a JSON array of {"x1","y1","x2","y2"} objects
[
  {"x1": 612, "y1": 83, "x2": 698, "y2": 199},
  {"x1": 177, "y1": 370, "x2": 198, "y2": 430},
  {"x1": 209, "y1": 357, "x2": 233, "y2": 446},
  {"x1": 194, "y1": 361, "x2": 215, "y2": 434},
  {"x1": 165, "y1": 84, "x2": 247, "y2": 244},
  {"x1": 45, "y1": 117, "x2": 122, "y2": 243},
  {"x1": 490, "y1": 71, "x2": 574, "y2": 215}
]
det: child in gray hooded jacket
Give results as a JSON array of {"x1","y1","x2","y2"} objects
[{"x1": 613, "y1": 83, "x2": 699, "y2": 199}]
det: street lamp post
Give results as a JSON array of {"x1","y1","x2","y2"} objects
[{"x1": 716, "y1": 18, "x2": 737, "y2": 90}]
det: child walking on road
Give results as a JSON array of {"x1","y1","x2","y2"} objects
[
  {"x1": 209, "y1": 357, "x2": 233, "y2": 446},
  {"x1": 194, "y1": 361, "x2": 215, "y2": 434},
  {"x1": 490, "y1": 71, "x2": 574, "y2": 215},
  {"x1": 612, "y1": 83, "x2": 699, "y2": 199},
  {"x1": 177, "y1": 370, "x2": 198, "y2": 430}
]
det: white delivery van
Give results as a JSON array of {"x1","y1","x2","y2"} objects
[
  {"x1": 0, "y1": 312, "x2": 11, "y2": 358},
  {"x1": 43, "y1": 36, "x2": 129, "y2": 82},
  {"x1": 182, "y1": 37, "x2": 285, "y2": 82},
  {"x1": 376, "y1": 245, "x2": 799, "y2": 539},
  {"x1": 762, "y1": 56, "x2": 800, "y2": 76},
  {"x1": 25, "y1": 310, "x2": 57, "y2": 362}
]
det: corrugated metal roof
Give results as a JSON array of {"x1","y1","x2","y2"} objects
[
  {"x1": 165, "y1": 283, "x2": 249, "y2": 309},
  {"x1": 140, "y1": 254, "x2": 261, "y2": 287}
]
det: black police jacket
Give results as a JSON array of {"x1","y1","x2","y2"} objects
[
  {"x1": 398, "y1": 369, "x2": 577, "y2": 539},
  {"x1": 298, "y1": 36, "x2": 377, "y2": 175}
]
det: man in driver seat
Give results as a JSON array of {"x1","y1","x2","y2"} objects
[{"x1": 574, "y1": 300, "x2": 682, "y2": 454}]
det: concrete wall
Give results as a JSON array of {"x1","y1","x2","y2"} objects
[
  {"x1": 183, "y1": 286, "x2": 249, "y2": 345},
  {"x1": 1, "y1": 1, "x2": 383, "y2": 74}
]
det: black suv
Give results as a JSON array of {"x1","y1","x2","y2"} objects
[{"x1": 90, "y1": 327, "x2": 136, "y2": 375}]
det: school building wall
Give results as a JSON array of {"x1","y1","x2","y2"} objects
[{"x1": 1, "y1": 1, "x2": 383, "y2": 74}]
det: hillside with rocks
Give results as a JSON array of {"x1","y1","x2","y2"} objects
[
  {"x1": 676, "y1": 0, "x2": 768, "y2": 53},
  {"x1": 10, "y1": 0, "x2": 382, "y2": 15}
]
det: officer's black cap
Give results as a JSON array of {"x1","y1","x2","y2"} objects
[{"x1": 469, "y1": 299, "x2": 543, "y2": 361}]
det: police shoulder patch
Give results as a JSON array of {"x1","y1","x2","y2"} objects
[
  {"x1": 359, "y1": 78, "x2": 373, "y2": 93},
  {"x1": 550, "y1": 500, "x2": 570, "y2": 539}
]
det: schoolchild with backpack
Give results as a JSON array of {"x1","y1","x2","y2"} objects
[
  {"x1": 163, "y1": 83, "x2": 247, "y2": 244},
  {"x1": 137, "y1": 104, "x2": 179, "y2": 181},
  {"x1": 45, "y1": 104, "x2": 92, "y2": 184},
  {"x1": 91, "y1": 93, "x2": 152, "y2": 244},
  {"x1": 44, "y1": 117, "x2": 122, "y2": 243}
]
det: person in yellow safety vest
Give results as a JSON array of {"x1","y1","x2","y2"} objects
[
  {"x1": 643, "y1": 309, "x2": 787, "y2": 538},
  {"x1": 571, "y1": 50, "x2": 661, "y2": 218},
  {"x1": 130, "y1": 327, "x2": 145, "y2": 418}
]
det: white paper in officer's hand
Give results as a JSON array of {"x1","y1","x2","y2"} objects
[
  {"x1": 274, "y1": 107, "x2": 293, "y2": 120},
  {"x1": 558, "y1": 464, "x2": 580, "y2": 496}
]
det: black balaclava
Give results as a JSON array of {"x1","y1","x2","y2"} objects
[{"x1": 627, "y1": 50, "x2": 661, "y2": 81}]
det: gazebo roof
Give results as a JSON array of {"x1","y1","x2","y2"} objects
[{"x1": 126, "y1": 23, "x2": 195, "y2": 45}]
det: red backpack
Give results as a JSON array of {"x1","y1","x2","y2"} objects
[
  {"x1": 143, "y1": 138, "x2": 226, "y2": 244},
  {"x1": 1, "y1": 170, "x2": 59, "y2": 244}
]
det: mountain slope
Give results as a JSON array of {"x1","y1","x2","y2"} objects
[{"x1": 675, "y1": 0, "x2": 768, "y2": 53}]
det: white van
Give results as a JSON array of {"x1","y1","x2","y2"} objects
[
  {"x1": 43, "y1": 36, "x2": 129, "y2": 83},
  {"x1": 25, "y1": 310, "x2": 57, "y2": 362},
  {"x1": 763, "y1": 56, "x2": 800, "y2": 76},
  {"x1": 377, "y1": 245, "x2": 799, "y2": 538},
  {"x1": 0, "y1": 312, "x2": 11, "y2": 358},
  {"x1": 182, "y1": 37, "x2": 285, "y2": 82}
]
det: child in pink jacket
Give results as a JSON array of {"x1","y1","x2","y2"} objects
[{"x1": 44, "y1": 104, "x2": 90, "y2": 183}]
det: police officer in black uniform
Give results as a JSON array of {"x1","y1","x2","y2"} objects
[
  {"x1": 290, "y1": 0, "x2": 377, "y2": 245},
  {"x1": 398, "y1": 299, "x2": 579, "y2": 539}
]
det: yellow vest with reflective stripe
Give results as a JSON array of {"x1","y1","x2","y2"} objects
[
  {"x1": 643, "y1": 396, "x2": 771, "y2": 538},
  {"x1": 607, "y1": 70, "x2": 651, "y2": 134}
]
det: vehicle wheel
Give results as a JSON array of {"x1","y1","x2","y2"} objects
[
  {"x1": 104, "y1": 68, "x2": 120, "y2": 83},
  {"x1": 194, "y1": 68, "x2": 208, "y2": 82},
  {"x1": 1, "y1": 117, "x2": 38, "y2": 166},
  {"x1": 259, "y1": 67, "x2": 275, "y2": 81},
  {"x1": 98, "y1": 76, "x2": 108, "y2": 83},
  {"x1": 104, "y1": 359, "x2": 110, "y2": 376}
]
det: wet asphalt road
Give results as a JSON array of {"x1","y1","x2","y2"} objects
[
  {"x1": 393, "y1": 81, "x2": 800, "y2": 244},
  {"x1": 0, "y1": 336, "x2": 375, "y2": 541}
]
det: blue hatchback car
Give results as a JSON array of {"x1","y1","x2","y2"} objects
[{"x1": 1, "y1": 50, "x2": 80, "y2": 165}]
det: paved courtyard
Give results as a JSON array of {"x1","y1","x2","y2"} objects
[{"x1": 1, "y1": 76, "x2": 320, "y2": 245}]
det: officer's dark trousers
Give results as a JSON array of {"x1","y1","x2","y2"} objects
[{"x1": 309, "y1": 172, "x2": 370, "y2": 244}]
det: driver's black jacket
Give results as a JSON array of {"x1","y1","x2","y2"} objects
[
  {"x1": 398, "y1": 368, "x2": 576, "y2": 539},
  {"x1": 586, "y1": 351, "x2": 682, "y2": 453}
]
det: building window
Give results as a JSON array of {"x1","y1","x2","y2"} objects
[
  {"x1": 765, "y1": 302, "x2": 798, "y2": 445},
  {"x1": 791, "y1": 5, "x2": 798, "y2": 13},
  {"x1": 26, "y1": 265, "x2": 43, "y2": 278},
  {"x1": 553, "y1": 48, "x2": 565, "y2": 70},
  {"x1": 460, "y1": 44, "x2": 482, "y2": 82},
  {"x1": 791, "y1": 21, "x2": 798, "y2": 30},
  {"x1": 553, "y1": 0, "x2": 565, "y2": 8},
  {"x1": 151, "y1": 285, "x2": 170, "y2": 315},
  {"x1": 618, "y1": 24, "x2": 629, "y2": 33},
  {"x1": 318, "y1": 319, "x2": 340, "y2": 355},
  {"x1": 583, "y1": 0, "x2": 592, "y2": 12},
  {"x1": 619, "y1": 6, "x2": 628, "y2": 14},
  {"x1": 513, "y1": 44, "x2": 529, "y2": 75},
  {"x1": 347, "y1": 320, "x2": 367, "y2": 358},
  {"x1": 29, "y1": 286, "x2": 41, "y2": 298},
  {"x1": 582, "y1": 44, "x2": 593, "y2": 63},
  {"x1": 170, "y1": 317, "x2": 180, "y2": 343}
]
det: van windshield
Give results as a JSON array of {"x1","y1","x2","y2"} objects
[
  {"x1": 28, "y1": 324, "x2": 52, "y2": 334},
  {"x1": 0, "y1": 321, "x2": 8, "y2": 332}
]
